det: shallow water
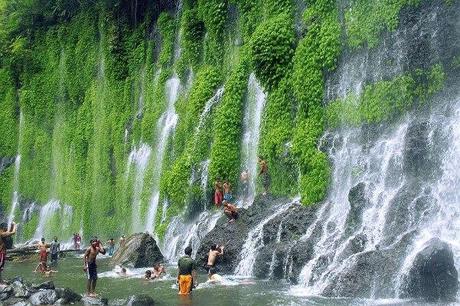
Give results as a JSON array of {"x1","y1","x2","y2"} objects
[{"x1": 4, "y1": 257, "x2": 450, "y2": 306}]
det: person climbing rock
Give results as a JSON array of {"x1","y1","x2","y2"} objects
[
  {"x1": 177, "y1": 246, "x2": 197, "y2": 295},
  {"x1": 84, "y1": 238, "x2": 106, "y2": 297},
  {"x1": 0, "y1": 222, "x2": 17, "y2": 284},
  {"x1": 214, "y1": 179, "x2": 223, "y2": 208},
  {"x1": 107, "y1": 238, "x2": 115, "y2": 256},
  {"x1": 240, "y1": 169, "x2": 249, "y2": 203},
  {"x1": 258, "y1": 156, "x2": 270, "y2": 195},
  {"x1": 223, "y1": 201, "x2": 239, "y2": 223},
  {"x1": 50, "y1": 236, "x2": 60, "y2": 265},
  {"x1": 223, "y1": 180, "x2": 233, "y2": 202},
  {"x1": 206, "y1": 244, "x2": 224, "y2": 274}
]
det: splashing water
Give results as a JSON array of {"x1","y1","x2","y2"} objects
[
  {"x1": 240, "y1": 73, "x2": 266, "y2": 206},
  {"x1": 145, "y1": 75, "x2": 180, "y2": 233}
]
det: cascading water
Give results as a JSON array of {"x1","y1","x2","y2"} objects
[
  {"x1": 235, "y1": 202, "x2": 292, "y2": 276},
  {"x1": 240, "y1": 73, "x2": 266, "y2": 206},
  {"x1": 161, "y1": 211, "x2": 221, "y2": 262},
  {"x1": 145, "y1": 75, "x2": 180, "y2": 233},
  {"x1": 127, "y1": 144, "x2": 152, "y2": 232},
  {"x1": 33, "y1": 200, "x2": 61, "y2": 240},
  {"x1": 7, "y1": 111, "x2": 24, "y2": 227}
]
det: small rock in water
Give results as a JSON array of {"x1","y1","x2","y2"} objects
[
  {"x1": 29, "y1": 289, "x2": 58, "y2": 305},
  {"x1": 127, "y1": 294, "x2": 155, "y2": 306},
  {"x1": 402, "y1": 238, "x2": 458, "y2": 302},
  {"x1": 81, "y1": 295, "x2": 109, "y2": 305}
]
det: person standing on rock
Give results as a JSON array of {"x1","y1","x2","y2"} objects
[
  {"x1": 258, "y1": 156, "x2": 270, "y2": 195},
  {"x1": 177, "y1": 246, "x2": 197, "y2": 295},
  {"x1": 206, "y1": 244, "x2": 224, "y2": 274},
  {"x1": 50, "y1": 236, "x2": 60, "y2": 265},
  {"x1": 0, "y1": 222, "x2": 18, "y2": 283},
  {"x1": 84, "y1": 238, "x2": 106, "y2": 297},
  {"x1": 214, "y1": 179, "x2": 223, "y2": 208}
]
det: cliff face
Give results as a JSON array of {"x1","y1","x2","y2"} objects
[{"x1": 0, "y1": 0, "x2": 459, "y2": 244}]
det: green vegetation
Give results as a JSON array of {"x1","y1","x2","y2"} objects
[
  {"x1": 326, "y1": 64, "x2": 446, "y2": 127},
  {"x1": 345, "y1": 0, "x2": 420, "y2": 48}
]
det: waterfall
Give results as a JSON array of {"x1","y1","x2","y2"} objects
[
  {"x1": 7, "y1": 111, "x2": 24, "y2": 227},
  {"x1": 235, "y1": 202, "x2": 292, "y2": 276},
  {"x1": 240, "y1": 73, "x2": 266, "y2": 206},
  {"x1": 161, "y1": 211, "x2": 221, "y2": 262},
  {"x1": 200, "y1": 159, "x2": 210, "y2": 210},
  {"x1": 145, "y1": 75, "x2": 180, "y2": 233},
  {"x1": 127, "y1": 144, "x2": 152, "y2": 232},
  {"x1": 34, "y1": 200, "x2": 61, "y2": 240}
]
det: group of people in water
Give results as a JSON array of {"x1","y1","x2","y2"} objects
[{"x1": 214, "y1": 157, "x2": 270, "y2": 223}]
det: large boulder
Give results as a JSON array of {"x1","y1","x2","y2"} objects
[
  {"x1": 55, "y1": 287, "x2": 82, "y2": 304},
  {"x1": 111, "y1": 233, "x2": 163, "y2": 268},
  {"x1": 401, "y1": 238, "x2": 458, "y2": 302},
  {"x1": 28, "y1": 290, "x2": 58, "y2": 305}
]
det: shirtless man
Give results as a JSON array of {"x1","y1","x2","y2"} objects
[
  {"x1": 152, "y1": 263, "x2": 166, "y2": 279},
  {"x1": 223, "y1": 201, "x2": 238, "y2": 223},
  {"x1": 84, "y1": 238, "x2": 106, "y2": 297},
  {"x1": 0, "y1": 222, "x2": 17, "y2": 283},
  {"x1": 258, "y1": 157, "x2": 270, "y2": 195},
  {"x1": 206, "y1": 244, "x2": 224, "y2": 274}
]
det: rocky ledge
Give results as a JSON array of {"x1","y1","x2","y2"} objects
[{"x1": 0, "y1": 278, "x2": 155, "y2": 305}]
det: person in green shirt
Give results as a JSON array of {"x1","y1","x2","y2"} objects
[{"x1": 177, "y1": 246, "x2": 197, "y2": 295}]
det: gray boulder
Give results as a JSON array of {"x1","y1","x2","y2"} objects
[
  {"x1": 111, "y1": 233, "x2": 163, "y2": 268},
  {"x1": 28, "y1": 290, "x2": 58, "y2": 305},
  {"x1": 55, "y1": 287, "x2": 82, "y2": 304},
  {"x1": 0, "y1": 285, "x2": 14, "y2": 301},
  {"x1": 127, "y1": 294, "x2": 155, "y2": 306},
  {"x1": 401, "y1": 238, "x2": 458, "y2": 302},
  {"x1": 12, "y1": 280, "x2": 32, "y2": 298},
  {"x1": 81, "y1": 296, "x2": 109, "y2": 305},
  {"x1": 31, "y1": 281, "x2": 54, "y2": 291}
]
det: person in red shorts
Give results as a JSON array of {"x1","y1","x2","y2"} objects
[
  {"x1": 0, "y1": 222, "x2": 18, "y2": 284},
  {"x1": 214, "y1": 179, "x2": 223, "y2": 208}
]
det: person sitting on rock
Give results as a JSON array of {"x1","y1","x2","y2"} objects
[
  {"x1": 152, "y1": 263, "x2": 166, "y2": 279},
  {"x1": 177, "y1": 246, "x2": 197, "y2": 295},
  {"x1": 223, "y1": 201, "x2": 239, "y2": 223},
  {"x1": 206, "y1": 244, "x2": 224, "y2": 274}
]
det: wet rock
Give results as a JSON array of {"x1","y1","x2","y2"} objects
[
  {"x1": 0, "y1": 156, "x2": 15, "y2": 174},
  {"x1": 0, "y1": 285, "x2": 13, "y2": 300},
  {"x1": 345, "y1": 182, "x2": 367, "y2": 235},
  {"x1": 127, "y1": 294, "x2": 155, "y2": 306},
  {"x1": 55, "y1": 287, "x2": 82, "y2": 304},
  {"x1": 402, "y1": 238, "x2": 458, "y2": 302},
  {"x1": 11, "y1": 299, "x2": 31, "y2": 306},
  {"x1": 28, "y1": 289, "x2": 58, "y2": 305},
  {"x1": 111, "y1": 233, "x2": 163, "y2": 268},
  {"x1": 196, "y1": 195, "x2": 292, "y2": 274},
  {"x1": 12, "y1": 280, "x2": 32, "y2": 298},
  {"x1": 31, "y1": 281, "x2": 54, "y2": 291},
  {"x1": 81, "y1": 296, "x2": 109, "y2": 305}
]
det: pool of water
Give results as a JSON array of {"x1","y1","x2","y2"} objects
[{"x1": 3, "y1": 256, "x2": 440, "y2": 306}]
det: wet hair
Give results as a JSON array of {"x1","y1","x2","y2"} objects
[
  {"x1": 185, "y1": 246, "x2": 192, "y2": 256},
  {"x1": 90, "y1": 238, "x2": 97, "y2": 244},
  {"x1": 145, "y1": 270, "x2": 151, "y2": 277},
  {"x1": 121, "y1": 267, "x2": 127, "y2": 273},
  {"x1": 41, "y1": 237, "x2": 45, "y2": 243},
  {"x1": 0, "y1": 223, "x2": 7, "y2": 231},
  {"x1": 211, "y1": 244, "x2": 218, "y2": 251}
]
